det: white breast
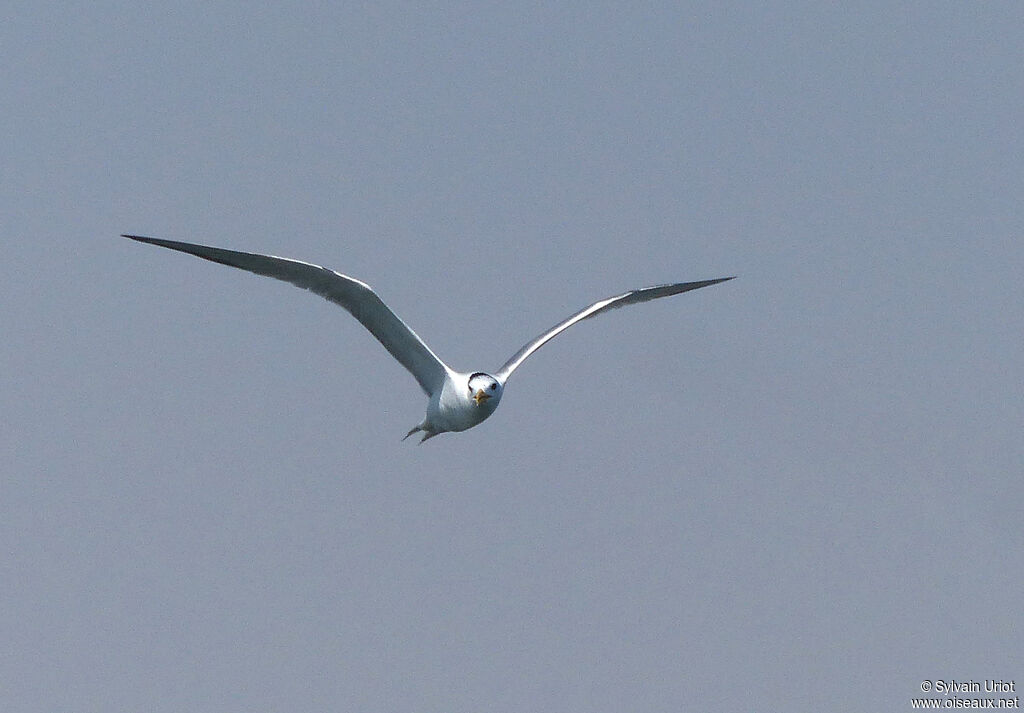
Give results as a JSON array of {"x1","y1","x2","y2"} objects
[{"x1": 426, "y1": 372, "x2": 499, "y2": 433}]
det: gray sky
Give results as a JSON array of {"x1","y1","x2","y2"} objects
[{"x1": 3, "y1": 2, "x2": 1022, "y2": 711}]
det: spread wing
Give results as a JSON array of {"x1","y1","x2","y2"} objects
[
  {"x1": 495, "y1": 278, "x2": 734, "y2": 382},
  {"x1": 123, "y1": 235, "x2": 450, "y2": 396}
]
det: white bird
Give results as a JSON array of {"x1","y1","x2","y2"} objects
[{"x1": 123, "y1": 235, "x2": 733, "y2": 442}]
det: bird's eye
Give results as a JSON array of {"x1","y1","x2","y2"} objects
[{"x1": 490, "y1": 384, "x2": 497, "y2": 390}]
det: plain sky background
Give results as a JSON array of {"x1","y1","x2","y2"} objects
[{"x1": 3, "y1": 2, "x2": 1022, "y2": 711}]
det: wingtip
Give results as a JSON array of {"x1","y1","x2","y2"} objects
[{"x1": 122, "y1": 234, "x2": 168, "y2": 248}]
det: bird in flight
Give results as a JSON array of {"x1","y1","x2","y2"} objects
[{"x1": 124, "y1": 235, "x2": 733, "y2": 442}]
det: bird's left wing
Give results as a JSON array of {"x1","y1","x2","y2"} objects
[
  {"x1": 495, "y1": 277, "x2": 734, "y2": 382},
  {"x1": 123, "y1": 235, "x2": 450, "y2": 396}
]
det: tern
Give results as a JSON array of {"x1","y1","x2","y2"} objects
[{"x1": 124, "y1": 234, "x2": 733, "y2": 442}]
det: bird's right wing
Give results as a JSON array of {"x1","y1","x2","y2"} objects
[
  {"x1": 123, "y1": 235, "x2": 450, "y2": 396},
  {"x1": 495, "y1": 277, "x2": 734, "y2": 382}
]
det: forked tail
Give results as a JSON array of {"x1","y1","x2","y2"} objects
[{"x1": 403, "y1": 424, "x2": 439, "y2": 444}]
